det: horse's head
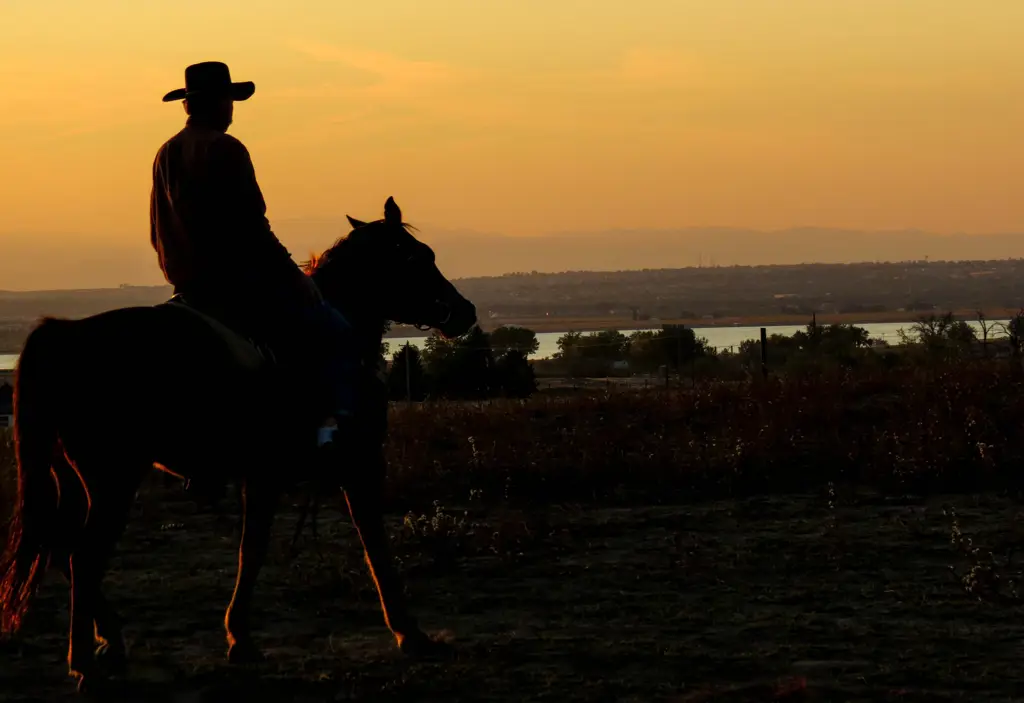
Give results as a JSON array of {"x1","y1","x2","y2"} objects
[{"x1": 306, "y1": 196, "x2": 477, "y2": 342}]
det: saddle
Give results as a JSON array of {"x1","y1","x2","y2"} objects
[
  {"x1": 161, "y1": 294, "x2": 275, "y2": 374},
  {"x1": 161, "y1": 293, "x2": 387, "y2": 431},
  {"x1": 162, "y1": 295, "x2": 328, "y2": 494}
]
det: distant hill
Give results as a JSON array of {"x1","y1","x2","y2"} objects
[
  {"x1": 3, "y1": 257, "x2": 1024, "y2": 328},
  {"x1": 275, "y1": 221, "x2": 1024, "y2": 279},
  {"x1": 3, "y1": 225, "x2": 1024, "y2": 289},
  {"x1": 423, "y1": 228, "x2": 1024, "y2": 279}
]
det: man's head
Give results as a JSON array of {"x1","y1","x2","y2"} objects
[
  {"x1": 162, "y1": 62, "x2": 254, "y2": 131},
  {"x1": 183, "y1": 96, "x2": 234, "y2": 131}
]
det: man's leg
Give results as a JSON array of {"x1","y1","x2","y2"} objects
[{"x1": 296, "y1": 301, "x2": 362, "y2": 447}]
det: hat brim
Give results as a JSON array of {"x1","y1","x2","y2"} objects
[{"x1": 162, "y1": 81, "x2": 255, "y2": 103}]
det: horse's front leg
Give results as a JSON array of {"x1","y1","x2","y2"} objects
[
  {"x1": 224, "y1": 477, "x2": 277, "y2": 664},
  {"x1": 343, "y1": 456, "x2": 452, "y2": 659}
]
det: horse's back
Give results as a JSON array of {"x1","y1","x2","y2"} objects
[
  {"x1": 51, "y1": 304, "x2": 282, "y2": 438},
  {"x1": 67, "y1": 301, "x2": 269, "y2": 377},
  {"x1": 25, "y1": 301, "x2": 313, "y2": 479}
]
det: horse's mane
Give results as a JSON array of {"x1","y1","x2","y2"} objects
[
  {"x1": 301, "y1": 234, "x2": 352, "y2": 277},
  {"x1": 301, "y1": 250, "x2": 330, "y2": 277},
  {"x1": 301, "y1": 220, "x2": 418, "y2": 277}
]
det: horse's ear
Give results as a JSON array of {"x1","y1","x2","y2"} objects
[
  {"x1": 346, "y1": 215, "x2": 367, "y2": 229},
  {"x1": 384, "y1": 196, "x2": 402, "y2": 225}
]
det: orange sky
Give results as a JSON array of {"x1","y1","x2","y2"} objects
[{"x1": 1, "y1": 1, "x2": 1023, "y2": 288}]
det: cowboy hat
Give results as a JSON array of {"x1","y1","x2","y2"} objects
[{"x1": 162, "y1": 61, "x2": 255, "y2": 103}]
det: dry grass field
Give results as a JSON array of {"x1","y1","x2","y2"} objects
[{"x1": 3, "y1": 360, "x2": 1024, "y2": 701}]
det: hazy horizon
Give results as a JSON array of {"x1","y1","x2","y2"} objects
[
  {"x1": 2, "y1": 2, "x2": 1023, "y2": 290},
  {"x1": 3, "y1": 224, "x2": 1024, "y2": 292}
]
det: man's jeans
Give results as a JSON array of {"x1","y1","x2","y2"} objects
[
  {"x1": 293, "y1": 300, "x2": 362, "y2": 420},
  {"x1": 178, "y1": 287, "x2": 362, "y2": 421},
  {"x1": 256, "y1": 299, "x2": 362, "y2": 422}
]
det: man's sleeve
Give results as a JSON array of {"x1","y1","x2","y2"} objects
[
  {"x1": 149, "y1": 149, "x2": 162, "y2": 254},
  {"x1": 148, "y1": 146, "x2": 177, "y2": 285}
]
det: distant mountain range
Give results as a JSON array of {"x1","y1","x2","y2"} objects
[
  {"x1": 2, "y1": 223, "x2": 1023, "y2": 290},
  {"x1": 409, "y1": 226, "x2": 1024, "y2": 280}
]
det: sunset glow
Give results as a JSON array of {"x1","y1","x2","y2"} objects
[{"x1": 1, "y1": 1, "x2": 1023, "y2": 288}]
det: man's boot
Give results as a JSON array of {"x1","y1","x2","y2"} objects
[{"x1": 315, "y1": 413, "x2": 356, "y2": 474}]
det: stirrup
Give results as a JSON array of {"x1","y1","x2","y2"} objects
[{"x1": 317, "y1": 425, "x2": 338, "y2": 447}]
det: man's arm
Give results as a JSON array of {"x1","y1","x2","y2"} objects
[
  {"x1": 215, "y1": 136, "x2": 323, "y2": 303},
  {"x1": 149, "y1": 150, "x2": 163, "y2": 256},
  {"x1": 149, "y1": 144, "x2": 188, "y2": 287},
  {"x1": 215, "y1": 137, "x2": 295, "y2": 265}
]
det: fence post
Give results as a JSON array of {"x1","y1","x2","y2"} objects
[
  {"x1": 760, "y1": 327, "x2": 768, "y2": 379},
  {"x1": 677, "y1": 332, "x2": 683, "y2": 387},
  {"x1": 405, "y1": 345, "x2": 412, "y2": 402}
]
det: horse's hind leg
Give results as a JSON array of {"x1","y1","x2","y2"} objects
[
  {"x1": 224, "y1": 478, "x2": 277, "y2": 664},
  {"x1": 51, "y1": 457, "x2": 130, "y2": 675},
  {"x1": 58, "y1": 560, "x2": 126, "y2": 672},
  {"x1": 65, "y1": 464, "x2": 140, "y2": 692},
  {"x1": 67, "y1": 552, "x2": 128, "y2": 693}
]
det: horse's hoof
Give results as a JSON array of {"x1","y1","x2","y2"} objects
[
  {"x1": 94, "y1": 640, "x2": 127, "y2": 677},
  {"x1": 398, "y1": 630, "x2": 455, "y2": 661},
  {"x1": 227, "y1": 638, "x2": 265, "y2": 666},
  {"x1": 72, "y1": 669, "x2": 109, "y2": 696}
]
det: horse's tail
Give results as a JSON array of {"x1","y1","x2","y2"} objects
[{"x1": 0, "y1": 317, "x2": 69, "y2": 635}]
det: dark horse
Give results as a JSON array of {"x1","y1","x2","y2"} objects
[{"x1": 0, "y1": 197, "x2": 477, "y2": 692}]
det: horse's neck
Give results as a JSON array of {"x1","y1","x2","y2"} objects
[
  {"x1": 333, "y1": 304, "x2": 385, "y2": 364},
  {"x1": 312, "y1": 262, "x2": 384, "y2": 364}
]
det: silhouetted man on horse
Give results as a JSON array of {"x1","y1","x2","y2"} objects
[
  {"x1": 151, "y1": 61, "x2": 355, "y2": 452},
  {"x1": 0, "y1": 60, "x2": 473, "y2": 693}
]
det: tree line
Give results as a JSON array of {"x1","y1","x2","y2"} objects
[
  {"x1": 387, "y1": 309, "x2": 1024, "y2": 398},
  {"x1": 385, "y1": 326, "x2": 539, "y2": 401},
  {"x1": 384, "y1": 324, "x2": 723, "y2": 399}
]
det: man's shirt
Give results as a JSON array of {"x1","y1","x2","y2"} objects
[{"x1": 150, "y1": 120, "x2": 309, "y2": 304}]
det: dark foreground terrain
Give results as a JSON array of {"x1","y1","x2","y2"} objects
[
  {"x1": 5, "y1": 361, "x2": 1024, "y2": 701},
  {"x1": 2, "y1": 480, "x2": 1023, "y2": 702}
]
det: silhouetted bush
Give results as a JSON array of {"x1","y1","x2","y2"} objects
[
  {"x1": 407, "y1": 326, "x2": 540, "y2": 400},
  {"x1": 489, "y1": 326, "x2": 539, "y2": 356},
  {"x1": 421, "y1": 326, "x2": 495, "y2": 400},
  {"x1": 551, "y1": 325, "x2": 712, "y2": 377},
  {"x1": 628, "y1": 326, "x2": 711, "y2": 374},
  {"x1": 493, "y1": 350, "x2": 536, "y2": 398},
  {"x1": 388, "y1": 344, "x2": 427, "y2": 401}
]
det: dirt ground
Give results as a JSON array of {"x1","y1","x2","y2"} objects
[{"x1": 3, "y1": 482, "x2": 1024, "y2": 702}]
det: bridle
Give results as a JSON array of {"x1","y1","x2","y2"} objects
[
  {"x1": 400, "y1": 247, "x2": 454, "y2": 332},
  {"x1": 413, "y1": 299, "x2": 452, "y2": 331}
]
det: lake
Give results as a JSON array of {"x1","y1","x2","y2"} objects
[
  {"x1": 386, "y1": 319, "x2": 1010, "y2": 358},
  {"x1": 2, "y1": 318, "x2": 1006, "y2": 372}
]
